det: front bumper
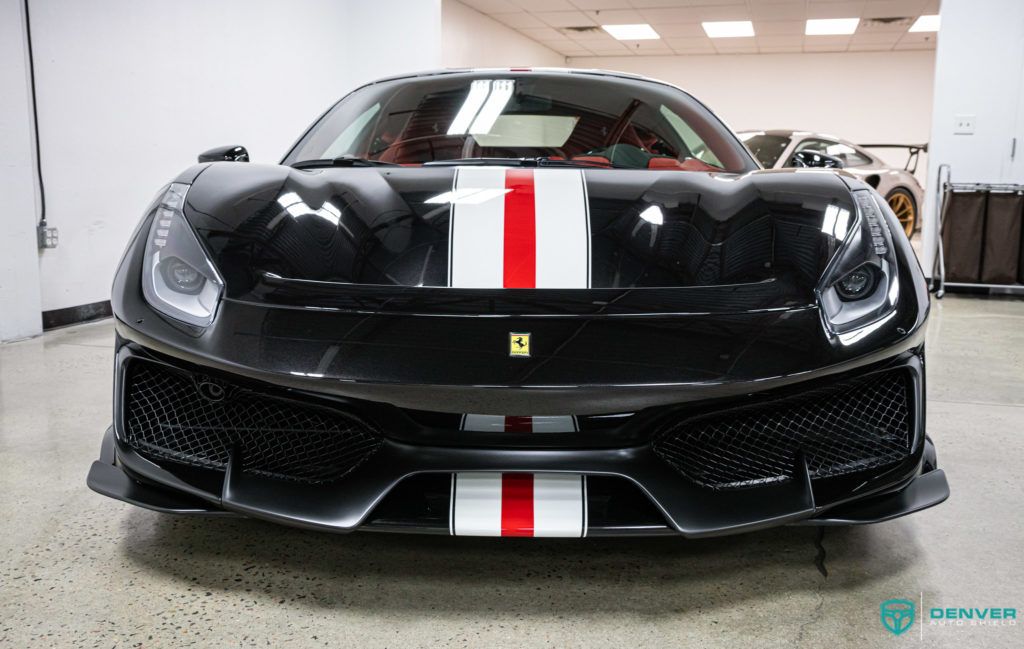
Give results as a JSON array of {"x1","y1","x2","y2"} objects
[
  {"x1": 87, "y1": 426, "x2": 948, "y2": 536},
  {"x1": 88, "y1": 344, "x2": 949, "y2": 537}
]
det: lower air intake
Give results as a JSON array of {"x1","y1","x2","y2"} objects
[
  {"x1": 122, "y1": 360, "x2": 383, "y2": 484},
  {"x1": 653, "y1": 369, "x2": 913, "y2": 490}
]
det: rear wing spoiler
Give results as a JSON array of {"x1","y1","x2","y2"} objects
[{"x1": 859, "y1": 143, "x2": 928, "y2": 174}]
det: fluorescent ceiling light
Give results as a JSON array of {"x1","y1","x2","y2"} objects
[
  {"x1": 469, "y1": 79, "x2": 514, "y2": 135},
  {"x1": 425, "y1": 188, "x2": 511, "y2": 205},
  {"x1": 447, "y1": 79, "x2": 516, "y2": 136},
  {"x1": 909, "y1": 14, "x2": 941, "y2": 32},
  {"x1": 602, "y1": 24, "x2": 660, "y2": 40},
  {"x1": 805, "y1": 18, "x2": 859, "y2": 35},
  {"x1": 447, "y1": 80, "x2": 491, "y2": 136},
  {"x1": 639, "y1": 205, "x2": 663, "y2": 225},
  {"x1": 702, "y1": 21, "x2": 755, "y2": 38}
]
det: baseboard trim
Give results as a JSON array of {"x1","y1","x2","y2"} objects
[{"x1": 42, "y1": 300, "x2": 112, "y2": 330}]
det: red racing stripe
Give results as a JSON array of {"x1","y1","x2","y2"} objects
[
  {"x1": 500, "y1": 473, "x2": 534, "y2": 536},
  {"x1": 504, "y1": 415, "x2": 533, "y2": 433},
  {"x1": 502, "y1": 169, "x2": 536, "y2": 288}
]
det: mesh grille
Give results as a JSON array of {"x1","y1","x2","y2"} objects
[
  {"x1": 122, "y1": 361, "x2": 383, "y2": 484},
  {"x1": 652, "y1": 369, "x2": 913, "y2": 490}
]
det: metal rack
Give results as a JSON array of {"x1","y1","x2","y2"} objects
[{"x1": 931, "y1": 163, "x2": 1024, "y2": 298}]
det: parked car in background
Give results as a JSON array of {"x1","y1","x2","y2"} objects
[{"x1": 738, "y1": 130, "x2": 925, "y2": 237}]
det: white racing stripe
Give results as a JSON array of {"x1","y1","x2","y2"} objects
[
  {"x1": 534, "y1": 169, "x2": 590, "y2": 288},
  {"x1": 450, "y1": 472, "x2": 587, "y2": 537},
  {"x1": 532, "y1": 474, "x2": 587, "y2": 538},
  {"x1": 447, "y1": 167, "x2": 591, "y2": 289},
  {"x1": 461, "y1": 414, "x2": 577, "y2": 433},
  {"x1": 448, "y1": 167, "x2": 506, "y2": 288}
]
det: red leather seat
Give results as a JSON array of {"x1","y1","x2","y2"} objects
[
  {"x1": 647, "y1": 157, "x2": 722, "y2": 172},
  {"x1": 569, "y1": 155, "x2": 612, "y2": 167}
]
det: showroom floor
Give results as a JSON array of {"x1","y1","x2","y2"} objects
[{"x1": 1, "y1": 295, "x2": 1021, "y2": 648}]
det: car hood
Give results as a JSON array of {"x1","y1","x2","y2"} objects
[{"x1": 183, "y1": 162, "x2": 856, "y2": 310}]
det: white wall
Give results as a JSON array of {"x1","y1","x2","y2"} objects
[
  {"x1": 568, "y1": 51, "x2": 935, "y2": 172},
  {"x1": 26, "y1": 0, "x2": 440, "y2": 313},
  {"x1": 920, "y1": 0, "x2": 1024, "y2": 275},
  {"x1": 350, "y1": 0, "x2": 442, "y2": 87},
  {"x1": 0, "y1": 0, "x2": 42, "y2": 341},
  {"x1": 441, "y1": 0, "x2": 563, "y2": 69}
]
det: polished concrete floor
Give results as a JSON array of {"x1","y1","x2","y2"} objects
[{"x1": 1, "y1": 295, "x2": 1022, "y2": 648}]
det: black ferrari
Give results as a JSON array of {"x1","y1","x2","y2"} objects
[{"x1": 87, "y1": 69, "x2": 948, "y2": 538}]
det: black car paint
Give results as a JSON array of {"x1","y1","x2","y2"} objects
[{"x1": 89, "y1": 70, "x2": 946, "y2": 536}]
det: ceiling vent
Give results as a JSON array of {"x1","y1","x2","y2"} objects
[{"x1": 860, "y1": 16, "x2": 914, "y2": 31}]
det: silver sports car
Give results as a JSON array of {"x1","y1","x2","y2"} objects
[{"x1": 738, "y1": 130, "x2": 925, "y2": 237}]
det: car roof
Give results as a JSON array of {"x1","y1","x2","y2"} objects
[{"x1": 738, "y1": 129, "x2": 861, "y2": 147}]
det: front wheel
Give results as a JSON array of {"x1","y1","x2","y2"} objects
[{"x1": 886, "y1": 188, "x2": 917, "y2": 238}]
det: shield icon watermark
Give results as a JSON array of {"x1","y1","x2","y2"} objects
[{"x1": 880, "y1": 599, "x2": 916, "y2": 635}]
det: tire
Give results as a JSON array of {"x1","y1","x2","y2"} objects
[{"x1": 886, "y1": 188, "x2": 917, "y2": 238}]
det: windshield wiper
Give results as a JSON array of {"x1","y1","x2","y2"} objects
[
  {"x1": 291, "y1": 155, "x2": 399, "y2": 169},
  {"x1": 423, "y1": 157, "x2": 623, "y2": 169}
]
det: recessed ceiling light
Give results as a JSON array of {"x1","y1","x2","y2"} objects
[
  {"x1": 909, "y1": 14, "x2": 941, "y2": 32},
  {"x1": 805, "y1": 18, "x2": 860, "y2": 36},
  {"x1": 601, "y1": 24, "x2": 660, "y2": 40},
  {"x1": 702, "y1": 21, "x2": 755, "y2": 38}
]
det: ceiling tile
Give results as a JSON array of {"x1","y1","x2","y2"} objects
[
  {"x1": 540, "y1": 40, "x2": 591, "y2": 54},
  {"x1": 568, "y1": 0, "x2": 629, "y2": 9},
  {"x1": 751, "y1": 3, "x2": 811, "y2": 21},
  {"x1": 655, "y1": 23, "x2": 706, "y2": 37},
  {"x1": 713, "y1": 37, "x2": 758, "y2": 53},
  {"x1": 893, "y1": 39, "x2": 936, "y2": 50},
  {"x1": 586, "y1": 42, "x2": 636, "y2": 54},
  {"x1": 587, "y1": 8, "x2": 645, "y2": 23},
  {"x1": 491, "y1": 11, "x2": 548, "y2": 28},
  {"x1": 863, "y1": 0, "x2": 927, "y2": 18},
  {"x1": 637, "y1": 7, "x2": 700, "y2": 23},
  {"x1": 759, "y1": 45, "x2": 804, "y2": 53},
  {"x1": 848, "y1": 41, "x2": 894, "y2": 51},
  {"x1": 631, "y1": 0, "x2": 745, "y2": 6},
  {"x1": 806, "y1": 1, "x2": 867, "y2": 19},
  {"x1": 566, "y1": 27, "x2": 619, "y2": 41},
  {"x1": 621, "y1": 39, "x2": 674, "y2": 52},
  {"x1": 518, "y1": 26, "x2": 566, "y2": 39},
  {"x1": 666, "y1": 39, "x2": 716, "y2": 54},
  {"x1": 664, "y1": 36, "x2": 714, "y2": 48},
  {"x1": 755, "y1": 20, "x2": 806, "y2": 35},
  {"x1": 683, "y1": 5, "x2": 752, "y2": 21},
  {"x1": 898, "y1": 31, "x2": 938, "y2": 44},
  {"x1": 850, "y1": 30, "x2": 901, "y2": 43},
  {"x1": 757, "y1": 34, "x2": 804, "y2": 47},
  {"x1": 535, "y1": 10, "x2": 596, "y2": 26},
  {"x1": 804, "y1": 42, "x2": 849, "y2": 52},
  {"x1": 803, "y1": 34, "x2": 854, "y2": 45},
  {"x1": 579, "y1": 37, "x2": 630, "y2": 49},
  {"x1": 511, "y1": 0, "x2": 577, "y2": 10},
  {"x1": 459, "y1": 0, "x2": 521, "y2": 13}
]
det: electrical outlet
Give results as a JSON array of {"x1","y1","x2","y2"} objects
[
  {"x1": 954, "y1": 114, "x2": 976, "y2": 135},
  {"x1": 37, "y1": 224, "x2": 58, "y2": 249}
]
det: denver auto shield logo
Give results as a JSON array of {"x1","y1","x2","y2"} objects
[
  {"x1": 881, "y1": 599, "x2": 916, "y2": 635},
  {"x1": 509, "y1": 332, "x2": 530, "y2": 357}
]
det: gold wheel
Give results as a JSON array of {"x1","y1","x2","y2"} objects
[{"x1": 887, "y1": 190, "x2": 916, "y2": 238}]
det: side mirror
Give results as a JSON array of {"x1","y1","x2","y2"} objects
[
  {"x1": 789, "y1": 150, "x2": 844, "y2": 169},
  {"x1": 198, "y1": 145, "x2": 249, "y2": 163}
]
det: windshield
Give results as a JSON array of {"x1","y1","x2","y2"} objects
[
  {"x1": 738, "y1": 133, "x2": 792, "y2": 168},
  {"x1": 284, "y1": 72, "x2": 756, "y2": 173}
]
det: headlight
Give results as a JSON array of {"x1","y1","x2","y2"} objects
[
  {"x1": 141, "y1": 183, "x2": 224, "y2": 327},
  {"x1": 818, "y1": 190, "x2": 899, "y2": 342}
]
